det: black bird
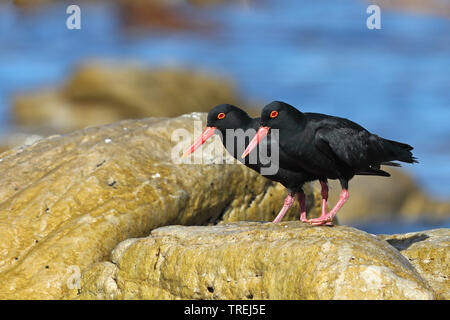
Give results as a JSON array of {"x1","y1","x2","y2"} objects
[
  {"x1": 183, "y1": 104, "x2": 329, "y2": 223},
  {"x1": 242, "y1": 101, "x2": 418, "y2": 225}
]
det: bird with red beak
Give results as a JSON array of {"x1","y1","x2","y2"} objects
[
  {"x1": 183, "y1": 104, "x2": 328, "y2": 224},
  {"x1": 242, "y1": 101, "x2": 417, "y2": 225}
]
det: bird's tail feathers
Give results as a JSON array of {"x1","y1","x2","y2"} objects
[
  {"x1": 381, "y1": 161, "x2": 402, "y2": 167},
  {"x1": 356, "y1": 168, "x2": 391, "y2": 177},
  {"x1": 380, "y1": 138, "x2": 418, "y2": 164}
]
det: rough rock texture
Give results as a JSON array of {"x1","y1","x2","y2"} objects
[
  {"x1": 13, "y1": 62, "x2": 242, "y2": 132},
  {"x1": 326, "y1": 168, "x2": 450, "y2": 223},
  {"x1": 72, "y1": 222, "x2": 435, "y2": 300},
  {"x1": 0, "y1": 113, "x2": 320, "y2": 299},
  {"x1": 379, "y1": 229, "x2": 449, "y2": 299}
]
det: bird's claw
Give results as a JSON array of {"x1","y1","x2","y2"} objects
[{"x1": 302, "y1": 216, "x2": 333, "y2": 226}]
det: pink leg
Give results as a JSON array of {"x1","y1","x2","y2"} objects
[
  {"x1": 320, "y1": 181, "x2": 328, "y2": 218},
  {"x1": 298, "y1": 191, "x2": 307, "y2": 222},
  {"x1": 308, "y1": 189, "x2": 349, "y2": 226},
  {"x1": 273, "y1": 193, "x2": 295, "y2": 223}
]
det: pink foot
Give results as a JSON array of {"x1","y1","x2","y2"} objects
[
  {"x1": 300, "y1": 213, "x2": 308, "y2": 223},
  {"x1": 302, "y1": 181, "x2": 331, "y2": 225},
  {"x1": 307, "y1": 216, "x2": 334, "y2": 226},
  {"x1": 307, "y1": 188, "x2": 349, "y2": 226}
]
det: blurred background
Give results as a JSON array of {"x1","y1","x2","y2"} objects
[{"x1": 0, "y1": 0, "x2": 449, "y2": 233}]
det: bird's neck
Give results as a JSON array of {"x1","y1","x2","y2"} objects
[
  {"x1": 283, "y1": 109, "x2": 306, "y2": 135},
  {"x1": 276, "y1": 110, "x2": 307, "y2": 154}
]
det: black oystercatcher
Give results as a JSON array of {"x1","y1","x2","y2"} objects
[
  {"x1": 183, "y1": 104, "x2": 329, "y2": 223},
  {"x1": 242, "y1": 101, "x2": 418, "y2": 225}
]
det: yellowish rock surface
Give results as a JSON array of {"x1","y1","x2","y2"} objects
[
  {"x1": 379, "y1": 229, "x2": 449, "y2": 299},
  {"x1": 0, "y1": 113, "x2": 319, "y2": 299},
  {"x1": 74, "y1": 222, "x2": 435, "y2": 300}
]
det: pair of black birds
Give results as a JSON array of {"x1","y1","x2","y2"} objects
[{"x1": 183, "y1": 101, "x2": 417, "y2": 226}]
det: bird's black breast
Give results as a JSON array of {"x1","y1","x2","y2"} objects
[{"x1": 219, "y1": 119, "x2": 317, "y2": 189}]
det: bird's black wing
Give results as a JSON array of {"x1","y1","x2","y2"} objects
[{"x1": 314, "y1": 125, "x2": 384, "y2": 170}]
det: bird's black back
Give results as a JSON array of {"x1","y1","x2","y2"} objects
[{"x1": 276, "y1": 111, "x2": 417, "y2": 185}]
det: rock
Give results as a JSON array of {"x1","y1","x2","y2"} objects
[
  {"x1": 379, "y1": 229, "x2": 449, "y2": 300},
  {"x1": 13, "y1": 62, "x2": 243, "y2": 133},
  {"x1": 72, "y1": 221, "x2": 435, "y2": 300},
  {"x1": 187, "y1": 0, "x2": 235, "y2": 7},
  {"x1": 13, "y1": 0, "x2": 235, "y2": 10},
  {"x1": 13, "y1": 0, "x2": 53, "y2": 8},
  {"x1": 0, "y1": 113, "x2": 320, "y2": 299},
  {"x1": 117, "y1": 0, "x2": 216, "y2": 32},
  {"x1": 325, "y1": 168, "x2": 450, "y2": 224},
  {"x1": 0, "y1": 126, "x2": 54, "y2": 155}
]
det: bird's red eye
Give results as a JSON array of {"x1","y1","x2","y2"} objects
[
  {"x1": 270, "y1": 111, "x2": 278, "y2": 119},
  {"x1": 217, "y1": 112, "x2": 226, "y2": 119}
]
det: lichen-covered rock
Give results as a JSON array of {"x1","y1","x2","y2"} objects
[
  {"x1": 0, "y1": 113, "x2": 320, "y2": 299},
  {"x1": 326, "y1": 168, "x2": 450, "y2": 223},
  {"x1": 73, "y1": 222, "x2": 435, "y2": 300},
  {"x1": 13, "y1": 62, "x2": 242, "y2": 132},
  {"x1": 379, "y1": 229, "x2": 449, "y2": 299}
]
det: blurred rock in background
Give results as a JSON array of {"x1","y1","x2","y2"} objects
[
  {"x1": 117, "y1": 0, "x2": 215, "y2": 32},
  {"x1": 12, "y1": 62, "x2": 245, "y2": 133},
  {"x1": 13, "y1": 0, "x2": 450, "y2": 18},
  {"x1": 12, "y1": 0, "x2": 244, "y2": 11}
]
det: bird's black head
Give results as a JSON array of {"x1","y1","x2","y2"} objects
[
  {"x1": 206, "y1": 104, "x2": 251, "y2": 131},
  {"x1": 183, "y1": 104, "x2": 251, "y2": 158},
  {"x1": 260, "y1": 101, "x2": 302, "y2": 128},
  {"x1": 241, "y1": 101, "x2": 303, "y2": 159}
]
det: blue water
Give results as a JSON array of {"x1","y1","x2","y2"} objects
[
  {"x1": 352, "y1": 219, "x2": 450, "y2": 235},
  {"x1": 0, "y1": 0, "x2": 449, "y2": 206}
]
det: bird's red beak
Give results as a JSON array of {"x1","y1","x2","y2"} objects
[
  {"x1": 241, "y1": 126, "x2": 270, "y2": 159},
  {"x1": 182, "y1": 126, "x2": 217, "y2": 157}
]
